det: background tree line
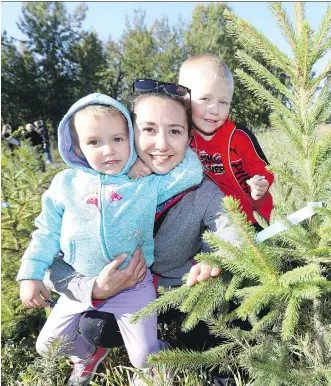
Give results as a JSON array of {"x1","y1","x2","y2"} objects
[{"x1": 2, "y1": 1, "x2": 283, "y2": 136}]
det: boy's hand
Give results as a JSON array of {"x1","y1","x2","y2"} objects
[
  {"x1": 246, "y1": 175, "x2": 269, "y2": 200},
  {"x1": 127, "y1": 158, "x2": 152, "y2": 180},
  {"x1": 20, "y1": 280, "x2": 50, "y2": 308}
]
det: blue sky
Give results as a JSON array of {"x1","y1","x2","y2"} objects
[{"x1": 1, "y1": 2, "x2": 330, "y2": 73}]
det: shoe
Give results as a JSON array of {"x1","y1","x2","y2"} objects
[{"x1": 66, "y1": 347, "x2": 110, "y2": 385}]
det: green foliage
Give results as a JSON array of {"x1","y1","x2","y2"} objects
[
  {"x1": 1, "y1": 32, "x2": 42, "y2": 128},
  {"x1": 15, "y1": 2, "x2": 87, "y2": 132},
  {"x1": 70, "y1": 31, "x2": 108, "y2": 98},
  {"x1": 1, "y1": 141, "x2": 65, "y2": 384}
]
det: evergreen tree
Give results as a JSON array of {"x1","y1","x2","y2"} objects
[
  {"x1": 70, "y1": 31, "x2": 108, "y2": 98},
  {"x1": 1, "y1": 32, "x2": 42, "y2": 128},
  {"x1": 119, "y1": 9, "x2": 158, "y2": 102},
  {"x1": 18, "y1": 2, "x2": 87, "y2": 132},
  {"x1": 1, "y1": 139, "x2": 66, "y2": 384},
  {"x1": 133, "y1": 3, "x2": 331, "y2": 385},
  {"x1": 98, "y1": 38, "x2": 125, "y2": 100},
  {"x1": 151, "y1": 16, "x2": 188, "y2": 82}
]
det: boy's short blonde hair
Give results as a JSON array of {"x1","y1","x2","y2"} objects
[
  {"x1": 69, "y1": 104, "x2": 127, "y2": 156},
  {"x1": 179, "y1": 54, "x2": 234, "y2": 98}
]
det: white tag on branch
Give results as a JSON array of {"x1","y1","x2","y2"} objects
[{"x1": 255, "y1": 202, "x2": 324, "y2": 243}]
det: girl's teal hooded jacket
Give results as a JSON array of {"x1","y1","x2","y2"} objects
[{"x1": 17, "y1": 93, "x2": 203, "y2": 280}]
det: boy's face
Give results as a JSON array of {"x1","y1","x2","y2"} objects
[
  {"x1": 190, "y1": 76, "x2": 232, "y2": 140},
  {"x1": 74, "y1": 113, "x2": 130, "y2": 175}
]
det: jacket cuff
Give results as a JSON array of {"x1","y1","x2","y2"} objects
[{"x1": 17, "y1": 260, "x2": 48, "y2": 281}]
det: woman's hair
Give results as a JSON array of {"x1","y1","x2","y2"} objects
[
  {"x1": 131, "y1": 93, "x2": 193, "y2": 135},
  {"x1": 69, "y1": 104, "x2": 127, "y2": 153}
]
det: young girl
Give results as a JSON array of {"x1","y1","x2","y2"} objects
[{"x1": 17, "y1": 93, "x2": 202, "y2": 385}]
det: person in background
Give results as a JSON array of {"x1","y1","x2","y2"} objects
[
  {"x1": 24, "y1": 123, "x2": 44, "y2": 147},
  {"x1": 2, "y1": 123, "x2": 20, "y2": 149},
  {"x1": 22, "y1": 123, "x2": 45, "y2": 171},
  {"x1": 34, "y1": 119, "x2": 52, "y2": 163}
]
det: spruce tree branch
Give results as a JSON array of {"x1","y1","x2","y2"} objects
[
  {"x1": 309, "y1": 59, "x2": 331, "y2": 92},
  {"x1": 200, "y1": 235, "x2": 264, "y2": 281},
  {"x1": 269, "y1": 114, "x2": 306, "y2": 157},
  {"x1": 225, "y1": 275, "x2": 243, "y2": 301},
  {"x1": 281, "y1": 295, "x2": 301, "y2": 340},
  {"x1": 181, "y1": 277, "x2": 228, "y2": 331},
  {"x1": 294, "y1": 2, "x2": 305, "y2": 35},
  {"x1": 251, "y1": 308, "x2": 283, "y2": 335},
  {"x1": 180, "y1": 279, "x2": 205, "y2": 313},
  {"x1": 208, "y1": 321, "x2": 256, "y2": 349},
  {"x1": 313, "y1": 298, "x2": 327, "y2": 365},
  {"x1": 310, "y1": 131, "x2": 331, "y2": 177},
  {"x1": 235, "y1": 284, "x2": 276, "y2": 318},
  {"x1": 307, "y1": 85, "x2": 331, "y2": 129},
  {"x1": 225, "y1": 10, "x2": 296, "y2": 78},
  {"x1": 279, "y1": 263, "x2": 321, "y2": 286},
  {"x1": 292, "y1": 282, "x2": 324, "y2": 300},
  {"x1": 269, "y1": 3, "x2": 297, "y2": 52},
  {"x1": 266, "y1": 246, "x2": 306, "y2": 261},
  {"x1": 316, "y1": 37, "x2": 331, "y2": 59},
  {"x1": 312, "y1": 5, "x2": 331, "y2": 56},
  {"x1": 234, "y1": 69, "x2": 295, "y2": 120},
  {"x1": 236, "y1": 49, "x2": 295, "y2": 102},
  {"x1": 307, "y1": 247, "x2": 331, "y2": 260},
  {"x1": 147, "y1": 347, "x2": 235, "y2": 371},
  {"x1": 130, "y1": 286, "x2": 191, "y2": 323},
  {"x1": 298, "y1": 21, "x2": 313, "y2": 82},
  {"x1": 222, "y1": 197, "x2": 279, "y2": 280},
  {"x1": 268, "y1": 165, "x2": 309, "y2": 196}
]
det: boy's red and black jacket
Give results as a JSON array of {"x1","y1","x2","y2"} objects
[{"x1": 190, "y1": 118, "x2": 274, "y2": 224}]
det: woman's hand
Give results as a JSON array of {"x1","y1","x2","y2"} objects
[
  {"x1": 92, "y1": 247, "x2": 147, "y2": 299},
  {"x1": 186, "y1": 263, "x2": 221, "y2": 287},
  {"x1": 20, "y1": 279, "x2": 51, "y2": 308},
  {"x1": 246, "y1": 175, "x2": 269, "y2": 200},
  {"x1": 127, "y1": 158, "x2": 152, "y2": 180}
]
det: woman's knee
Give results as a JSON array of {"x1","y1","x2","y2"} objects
[{"x1": 79, "y1": 310, "x2": 124, "y2": 348}]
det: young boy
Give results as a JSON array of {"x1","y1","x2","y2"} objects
[
  {"x1": 17, "y1": 93, "x2": 202, "y2": 385},
  {"x1": 179, "y1": 54, "x2": 274, "y2": 230}
]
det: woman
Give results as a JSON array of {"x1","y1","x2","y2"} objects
[{"x1": 46, "y1": 86, "x2": 238, "y2": 385}]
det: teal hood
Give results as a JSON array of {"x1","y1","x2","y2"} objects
[{"x1": 58, "y1": 93, "x2": 137, "y2": 176}]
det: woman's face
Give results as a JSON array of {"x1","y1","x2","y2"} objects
[{"x1": 134, "y1": 97, "x2": 190, "y2": 174}]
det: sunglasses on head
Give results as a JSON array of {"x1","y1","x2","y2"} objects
[{"x1": 132, "y1": 79, "x2": 191, "y2": 100}]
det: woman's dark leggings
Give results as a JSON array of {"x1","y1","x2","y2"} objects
[
  {"x1": 79, "y1": 308, "x2": 220, "y2": 350},
  {"x1": 78, "y1": 306, "x2": 250, "y2": 350}
]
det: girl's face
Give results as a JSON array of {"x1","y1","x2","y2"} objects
[
  {"x1": 134, "y1": 97, "x2": 190, "y2": 174},
  {"x1": 74, "y1": 113, "x2": 130, "y2": 175}
]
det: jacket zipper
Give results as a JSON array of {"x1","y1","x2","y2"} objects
[{"x1": 99, "y1": 175, "x2": 110, "y2": 261}]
